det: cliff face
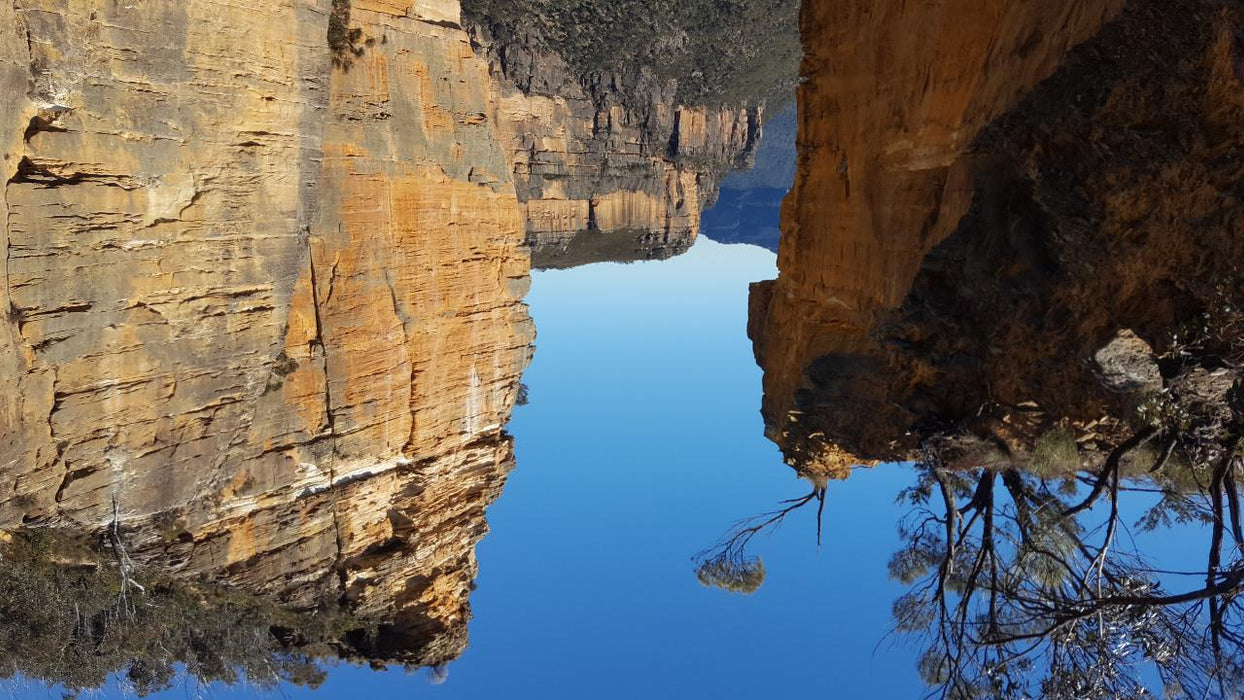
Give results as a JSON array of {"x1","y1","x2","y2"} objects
[
  {"x1": 1, "y1": 0, "x2": 531, "y2": 667},
  {"x1": 751, "y1": 0, "x2": 1244, "y2": 469},
  {"x1": 470, "y1": 23, "x2": 761, "y2": 268}
]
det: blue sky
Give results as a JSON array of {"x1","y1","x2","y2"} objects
[
  {"x1": 7, "y1": 238, "x2": 926, "y2": 699},
  {"x1": 10, "y1": 237, "x2": 1214, "y2": 700}
]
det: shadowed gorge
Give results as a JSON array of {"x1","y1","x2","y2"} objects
[
  {"x1": 700, "y1": 104, "x2": 796, "y2": 253},
  {"x1": 464, "y1": 0, "x2": 793, "y2": 268}
]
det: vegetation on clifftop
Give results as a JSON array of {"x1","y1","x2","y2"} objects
[
  {"x1": 0, "y1": 529, "x2": 371, "y2": 697},
  {"x1": 461, "y1": 0, "x2": 801, "y2": 108}
]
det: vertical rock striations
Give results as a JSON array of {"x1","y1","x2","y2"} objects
[{"x1": 1, "y1": 0, "x2": 532, "y2": 667}]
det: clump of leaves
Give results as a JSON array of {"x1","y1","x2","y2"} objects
[
  {"x1": 695, "y1": 555, "x2": 765, "y2": 595},
  {"x1": 329, "y1": 0, "x2": 370, "y2": 70},
  {"x1": 1169, "y1": 274, "x2": 1244, "y2": 367}
]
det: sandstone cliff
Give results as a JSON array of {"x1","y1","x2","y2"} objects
[
  {"x1": 469, "y1": 19, "x2": 762, "y2": 268},
  {"x1": 751, "y1": 0, "x2": 1244, "y2": 471},
  {"x1": 1, "y1": 0, "x2": 532, "y2": 671}
]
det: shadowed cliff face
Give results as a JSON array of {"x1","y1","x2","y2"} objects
[
  {"x1": 1, "y1": 0, "x2": 531, "y2": 687},
  {"x1": 732, "y1": 8, "x2": 1244, "y2": 685},
  {"x1": 750, "y1": 0, "x2": 1244, "y2": 471}
]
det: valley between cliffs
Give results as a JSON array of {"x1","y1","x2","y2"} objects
[{"x1": 469, "y1": 17, "x2": 762, "y2": 268}]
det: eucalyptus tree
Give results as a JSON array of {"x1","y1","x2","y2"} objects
[
  {"x1": 891, "y1": 430, "x2": 1244, "y2": 700},
  {"x1": 693, "y1": 475, "x2": 828, "y2": 595}
]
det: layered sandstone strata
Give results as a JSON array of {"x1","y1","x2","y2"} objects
[
  {"x1": 471, "y1": 24, "x2": 761, "y2": 267},
  {"x1": 1, "y1": 0, "x2": 531, "y2": 665},
  {"x1": 751, "y1": 0, "x2": 1244, "y2": 470}
]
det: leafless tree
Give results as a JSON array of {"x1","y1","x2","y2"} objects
[{"x1": 106, "y1": 496, "x2": 145, "y2": 619}]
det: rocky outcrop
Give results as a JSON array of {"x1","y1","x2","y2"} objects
[
  {"x1": 751, "y1": 0, "x2": 1244, "y2": 468},
  {"x1": 470, "y1": 23, "x2": 761, "y2": 268},
  {"x1": 1, "y1": 0, "x2": 532, "y2": 668}
]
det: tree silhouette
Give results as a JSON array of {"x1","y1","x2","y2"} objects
[
  {"x1": 891, "y1": 434, "x2": 1244, "y2": 700},
  {"x1": 693, "y1": 478, "x2": 827, "y2": 594}
]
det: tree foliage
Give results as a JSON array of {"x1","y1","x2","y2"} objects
[
  {"x1": 696, "y1": 556, "x2": 766, "y2": 595},
  {"x1": 693, "y1": 484, "x2": 826, "y2": 596},
  {"x1": 891, "y1": 432, "x2": 1244, "y2": 699},
  {"x1": 0, "y1": 529, "x2": 345, "y2": 697}
]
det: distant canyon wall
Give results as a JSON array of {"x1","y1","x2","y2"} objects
[
  {"x1": 470, "y1": 21, "x2": 761, "y2": 268},
  {"x1": 1, "y1": 0, "x2": 532, "y2": 665},
  {"x1": 752, "y1": 0, "x2": 1244, "y2": 472}
]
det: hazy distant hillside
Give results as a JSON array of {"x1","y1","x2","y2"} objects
[
  {"x1": 721, "y1": 104, "x2": 797, "y2": 191},
  {"x1": 701, "y1": 105, "x2": 797, "y2": 251}
]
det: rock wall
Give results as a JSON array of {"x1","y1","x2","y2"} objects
[
  {"x1": 471, "y1": 24, "x2": 761, "y2": 267},
  {"x1": 751, "y1": 0, "x2": 1244, "y2": 469},
  {"x1": 748, "y1": 0, "x2": 1124, "y2": 469},
  {"x1": 1, "y1": 0, "x2": 532, "y2": 665}
]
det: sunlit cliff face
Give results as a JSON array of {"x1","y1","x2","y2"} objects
[{"x1": 0, "y1": 0, "x2": 529, "y2": 687}]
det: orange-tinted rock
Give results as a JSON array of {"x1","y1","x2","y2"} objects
[
  {"x1": 750, "y1": 0, "x2": 1125, "y2": 461},
  {"x1": 473, "y1": 26, "x2": 761, "y2": 267},
  {"x1": 1, "y1": 0, "x2": 531, "y2": 665}
]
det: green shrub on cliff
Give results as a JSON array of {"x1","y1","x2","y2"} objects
[
  {"x1": 461, "y1": 0, "x2": 801, "y2": 108},
  {"x1": 0, "y1": 530, "x2": 334, "y2": 697}
]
